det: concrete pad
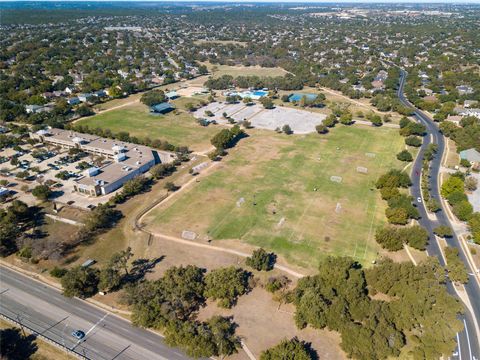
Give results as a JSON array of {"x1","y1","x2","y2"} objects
[{"x1": 193, "y1": 102, "x2": 326, "y2": 134}]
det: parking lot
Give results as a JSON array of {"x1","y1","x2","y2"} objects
[
  {"x1": 0, "y1": 143, "x2": 117, "y2": 209},
  {"x1": 193, "y1": 101, "x2": 326, "y2": 133}
]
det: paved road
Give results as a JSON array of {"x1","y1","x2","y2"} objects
[
  {"x1": 397, "y1": 70, "x2": 480, "y2": 358},
  {"x1": 0, "y1": 266, "x2": 194, "y2": 360}
]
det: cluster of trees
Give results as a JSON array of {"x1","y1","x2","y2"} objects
[
  {"x1": 204, "y1": 74, "x2": 304, "y2": 91},
  {"x1": 370, "y1": 94, "x2": 412, "y2": 116},
  {"x1": 399, "y1": 117, "x2": 426, "y2": 137},
  {"x1": 140, "y1": 90, "x2": 166, "y2": 107},
  {"x1": 439, "y1": 116, "x2": 480, "y2": 152},
  {"x1": 0, "y1": 200, "x2": 37, "y2": 257},
  {"x1": 376, "y1": 170, "x2": 419, "y2": 225},
  {"x1": 444, "y1": 247, "x2": 469, "y2": 284},
  {"x1": 375, "y1": 225, "x2": 428, "y2": 251},
  {"x1": 110, "y1": 176, "x2": 150, "y2": 204},
  {"x1": 286, "y1": 256, "x2": 462, "y2": 359},
  {"x1": 210, "y1": 125, "x2": 245, "y2": 155},
  {"x1": 260, "y1": 337, "x2": 314, "y2": 360},
  {"x1": 441, "y1": 174, "x2": 474, "y2": 222},
  {"x1": 246, "y1": 248, "x2": 276, "y2": 271},
  {"x1": 124, "y1": 264, "x2": 251, "y2": 358}
]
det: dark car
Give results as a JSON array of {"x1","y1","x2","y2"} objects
[{"x1": 71, "y1": 330, "x2": 85, "y2": 340}]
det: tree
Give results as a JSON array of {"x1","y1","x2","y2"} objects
[
  {"x1": 376, "y1": 170, "x2": 411, "y2": 189},
  {"x1": 316, "y1": 124, "x2": 328, "y2": 134},
  {"x1": 76, "y1": 104, "x2": 94, "y2": 117},
  {"x1": 260, "y1": 97, "x2": 274, "y2": 109},
  {"x1": 246, "y1": 248, "x2": 276, "y2": 271},
  {"x1": 468, "y1": 212, "x2": 480, "y2": 244},
  {"x1": 427, "y1": 198, "x2": 441, "y2": 212},
  {"x1": 61, "y1": 266, "x2": 100, "y2": 298},
  {"x1": 452, "y1": 200, "x2": 473, "y2": 221},
  {"x1": 339, "y1": 111, "x2": 353, "y2": 125},
  {"x1": 260, "y1": 337, "x2": 313, "y2": 360},
  {"x1": 99, "y1": 267, "x2": 122, "y2": 292},
  {"x1": 385, "y1": 207, "x2": 409, "y2": 225},
  {"x1": 433, "y1": 225, "x2": 453, "y2": 238},
  {"x1": 128, "y1": 265, "x2": 206, "y2": 328},
  {"x1": 370, "y1": 115, "x2": 383, "y2": 127},
  {"x1": 140, "y1": 90, "x2": 166, "y2": 107},
  {"x1": 465, "y1": 177, "x2": 478, "y2": 192},
  {"x1": 444, "y1": 247, "x2": 469, "y2": 284},
  {"x1": 150, "y1": 163, "x2": 176, "y2": 179},
  {"x1": 109, "y1": 247, "x2": 133, "y2": 276},
  {"x1": 31, "y1": 185, "x2": 51, "y2": 201},
  {"x1": 323, "y1": 114, "x2": 337, "y2": 128},
  {"x1": 405, "y1": 136, "x2": 422, "y2": 147},
  {"x1": 282, "y1": 124, "x2": 293, "y2": 135},
  {"x1": 165, "y1": 182, "x2": 178, "y2": 192},
  {"x1": 204, "y1": 267, "x2": 251, "y2": 308},
  {"x1": 396, "y1": 150, "x2": 413, "y2": 162}
]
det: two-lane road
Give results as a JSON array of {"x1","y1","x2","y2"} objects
[
  {"x1": 397, "y1": 70, "x2": 480, "y2": 358},
  {"x1": 0, "y1": 265, "x2": 195, "y2": 360}
]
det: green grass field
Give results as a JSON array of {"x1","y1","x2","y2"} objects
[
  {"x1": 145, "y1": 126, "x2": 405, "y2": 269},
  {"x1": 76, "y1": 101, "x2": 220, "y2": 152}
]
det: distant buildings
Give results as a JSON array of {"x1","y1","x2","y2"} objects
[{"x1": 30, "y1": 128, "x2": 176, "y2": 196}]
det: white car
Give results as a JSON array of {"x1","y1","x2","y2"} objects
[{"x1": 417, "y1": 197, "x2": 422, "y2": 203}]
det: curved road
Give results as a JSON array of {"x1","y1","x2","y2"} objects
[{"x1": 397, "y1": 70, "x2": 480, "y2": 358}]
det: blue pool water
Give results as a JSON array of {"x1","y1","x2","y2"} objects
[{"x1": 252, "y1": 90, "x2": 268, "y2": 97}]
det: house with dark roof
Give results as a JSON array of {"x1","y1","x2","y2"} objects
[{"x1": 150, "y1": 102, "x2": 175, "y2": 114}]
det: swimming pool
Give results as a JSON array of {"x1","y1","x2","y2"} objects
[{"x1": 252, "y1": 90, "x2": 268, "y2": 97}]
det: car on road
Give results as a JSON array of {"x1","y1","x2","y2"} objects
[
  {"x1": 417, "y1": 197, "x2": 422, "y2": 203},
  {"x1": 71, "y1": 330, "x2": 85, "y2": 340}
]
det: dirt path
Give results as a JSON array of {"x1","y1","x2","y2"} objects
[
  {"x1": 72, "y1": 98, "x2": 141, "y2": 124},
  {"x1": 135, "y1": 160, "x2": 306, "y2": 279},
  {"x1": 319, "y1": 87, "x2": 388, "y2": 116}
]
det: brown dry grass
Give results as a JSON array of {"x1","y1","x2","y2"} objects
[{"x1": 197, "y1": 287, "x2": 345, "y2": 360}]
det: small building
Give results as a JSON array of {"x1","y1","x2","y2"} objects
[
  {"x1": 0, "y1": 187, "x2": 9, "y2": 197},
  {"x1": 464, "y1": 100, "x2": 478, "y2": 109},
  {"x1": 460, "y1": 148, "x2": 480, "y2": 167},
  {"x1": 456, "y1": 85, "x2": 474, "y2": 95},
  {"x1": 165, "y1": 91, "x2": 179, "y2": 100},
  {"x1": 150, "y1": 102, "x2": 175, "y2": 114},
  {"x1": 68, "y1": 97, "x2": 80, "y2": 105},
  {"x1": 25, "y1": 105, "x2": 44, "y2": 114},
  {"x1": 78, "y1": 93, "x2": 93, "y2": 102}
]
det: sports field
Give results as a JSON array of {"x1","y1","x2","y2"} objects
[
  {"x1": 202, "y1": 62, "x2": 291, "y2": 78},
  {"x1": 76, "y1": 101, "x2": 220, "y2": 152},
  {"x1": 145, "y1": 126, "x2": 405, "y2": 269}
]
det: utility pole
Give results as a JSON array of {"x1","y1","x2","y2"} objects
[{"x1": 16, "y1": 314, "x2": 26, "y2": 337}]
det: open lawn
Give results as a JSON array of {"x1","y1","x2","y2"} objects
[
  {"x1": 202, "y1": 62, "x2": 290, "y2": 78},
  {"x1": 145, "y1": 125, "x2": 405, "y2": 269},
  {"x1": 75, "y1": 101, "x2": 221, "y2": 153}
]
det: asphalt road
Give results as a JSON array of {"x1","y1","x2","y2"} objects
[
  {"x1": 397, "y1": 70, "x2": 480, "y2": 358},
  {"x1": 0, "y1": 265, "x2": 194, "y2": 360}
]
